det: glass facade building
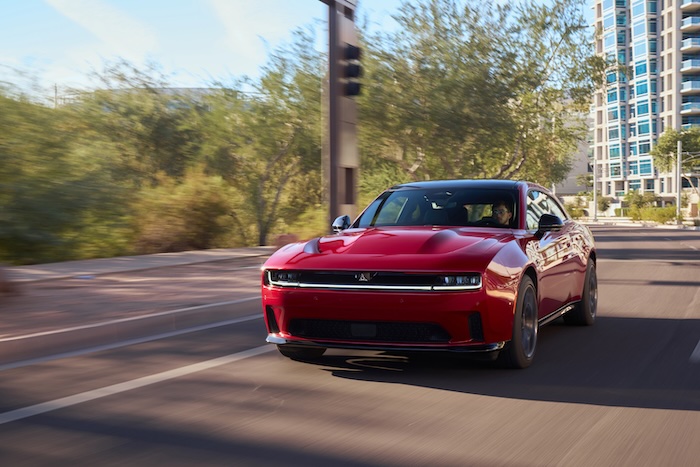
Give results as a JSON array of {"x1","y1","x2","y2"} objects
[{"x1": 592, "y1": 0, "x2": 699, "y2": 202}]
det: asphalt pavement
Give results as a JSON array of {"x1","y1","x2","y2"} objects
[
  {"x1": 0, "y1": 246, "x2": 276, "y2": 367},
  {"x1": 0, "y1": 218, "x2": 696, "y2": 368}
]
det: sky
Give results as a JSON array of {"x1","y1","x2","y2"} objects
[{"x1": 0, "y1": 0, "x2": 403, "y2": 94}]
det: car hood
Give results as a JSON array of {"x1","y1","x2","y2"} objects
[{"x1": 264, "y1": 226, "x2": 514, "y2": 272}]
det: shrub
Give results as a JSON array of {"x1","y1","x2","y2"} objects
[{"x1": 639, "y1": 207, "x2": 677, "y2": 224}]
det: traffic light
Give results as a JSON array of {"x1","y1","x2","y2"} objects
[{"x1": 342, "y1": 43, "x2": 361, "y2": 96}]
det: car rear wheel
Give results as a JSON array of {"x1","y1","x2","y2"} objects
[
  {"x1": 564, "y1": 259, "x2": 597, "y2": 326},
  {"x1": 498, "y1": 276, "x2": 538, "y2": 369},
  {"x1": 276, "y1": 345, "x2": 326, "y2": 360}
]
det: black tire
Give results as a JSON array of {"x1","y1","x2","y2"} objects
[
  {"x1": 498, "y1": 276, "x2": 538, "y2": 369},
  {"x1": 276, "y1": 345, "x2": 326, "y2": 360},
  {"x1": 564, "y1": 259, "x2": 597, "y2": 326}
]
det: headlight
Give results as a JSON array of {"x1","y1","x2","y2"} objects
[
  {"x1": 433, "y1": 274, "x2": 482, "y2": 290},
  {"x1": 266, "y1": 270, "x2": 301, "y2": 287}
]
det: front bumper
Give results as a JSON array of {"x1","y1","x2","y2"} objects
[{"x1": 262, "y1": 285, "x2": 514, "y2": 349}]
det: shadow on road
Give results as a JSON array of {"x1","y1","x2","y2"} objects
[{"x1": 293, "y1": 316, "x2": 700, "y2": 411}]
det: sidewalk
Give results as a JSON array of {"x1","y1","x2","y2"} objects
[{"x1": 3, "y1": 246, "x2": 277, "y2": 283}]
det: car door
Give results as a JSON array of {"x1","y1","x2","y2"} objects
[{"x1": 524, "y1": 190, "x2": 580, "y2": 318}]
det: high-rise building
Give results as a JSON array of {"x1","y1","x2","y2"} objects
[{"x1": 592, "y1": 0, "x2": 700, "y2": 213}]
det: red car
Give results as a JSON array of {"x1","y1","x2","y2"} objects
[{"x1": 261, "y1": 180, "x2": 597, "y2": 368}]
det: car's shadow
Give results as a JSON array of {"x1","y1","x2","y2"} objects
[{"x1": 292, "y1": 316, "x2": 700, "y2": 411}]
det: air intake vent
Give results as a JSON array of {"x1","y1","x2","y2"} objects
[{"x1": 469, "y1": 312, "x2": 484, "y2": 341}]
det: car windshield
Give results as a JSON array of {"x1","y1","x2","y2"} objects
[{"x1": 355, "y1": 187, "x2": 518, "y2": 229}]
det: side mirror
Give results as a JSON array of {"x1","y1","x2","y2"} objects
[
  {"x1": 536, "y1": 214, "x2": 564, "y2": 238},
  {"x1": 332, "y1": 215, "x2": 352, "y2": 233}
]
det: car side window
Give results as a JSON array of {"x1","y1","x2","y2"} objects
[{"x1": 527, "y1": 190, "x2": 568, "y2": 230}]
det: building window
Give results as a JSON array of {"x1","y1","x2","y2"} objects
[
  {"x1": 637, "y1": 81, "x2": 649, "y2": 96},
  {"x1": 634, "y1": 41, "x2": 647, "y2": 58},
  {"x1": 619, "y1": 50, "x2": 627, "y2": 64},
  {"x1": 604, "y1": 0, "x2": 614, "y2": 9},
  {"x1": 632, "y1": 0, "x2": 645, "y2": 16},
  {"x1": 618, "y1": 31, "x2": 627, "y2": 45},
  {"x1": 608, "y1": 107, "x2": 619, "y2": 121},
  {"x1": 638, "y1": 120, "x2": 651, "y2": 135},
  {"x1": 604, "y1": 14, "x2": 615, "y2": 29},
  {"x1": 640, "y1": 160, "x2": 653, "y2": 175},
  {"x1": 608, "y1": 90, "x2": 618, "y2": 103},
  {"x1": 639, "y1": 141, "x2": 651, "y2": 154},
  {"x1": 605, "y1": 34, "x2": 616, "y2": 49},
  {"x1": 635, "y1": 61, "x2": 647, "y2": 76},
  {"x1": 638, "y1": 102, "x2": 649, "y2": 115},
  {"x1": 611, "y1": 164, "x2": 622, "y2": 177},
  {"x1": 609, "y1": 127, "x2": 620, "y2": 139},
  {"x1": 633, "y1": 21, "x2": 646, "y2": 38},
  {"x1": 645, "y1": 179, "x2": 655, "y2": 190},
  {"x1": 629, "y1": 161, "x2": 639, "y2": 175},
  {"x1": 630, "y1": 180, "x2": 641, "y2": 190},
  {"x1": 610, "y1": 145, "x2": 622, "y2": 158}
]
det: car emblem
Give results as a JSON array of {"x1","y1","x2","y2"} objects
[{"x1": 356, "y1": 272, "x2": 376, "y2": 282}]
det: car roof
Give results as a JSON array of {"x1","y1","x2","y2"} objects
[{"x1": 388, "y1": 179, "x2": 535, "y2": 191}]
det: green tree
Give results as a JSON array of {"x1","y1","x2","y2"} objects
[
  {"x1": 130, "y1": 169, "x2": 243, "y2": 253},
  {"x1": 650, "y1": 128, "x2": 700, "y2": 173},
  {"x1": 359, "y1": 0, "x2": 605, "y2": 186},
  {"x1": 70, "y1": 60, "x2": 206, "y2": 188},
  {"x1": 199, "y1": 28, "x2": 324, "y2": 245},
  {"x1": 0, "y1": 87, "x2": 129, "y2": 264}
]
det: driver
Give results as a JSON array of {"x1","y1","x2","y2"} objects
[{"x1": 492, "y1": 201, "x2": 513, "y2": 226}]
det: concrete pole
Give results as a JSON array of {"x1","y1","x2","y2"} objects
[
  {"x1": 677, "y1": 139, "x2": 682, "y2": 225},
  {"x1": 593, "y1": 159, "x2": 598, "y2": 222}
]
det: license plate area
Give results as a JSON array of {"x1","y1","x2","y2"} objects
[{"x1": 351, "y1": 323, "x2": 377, "y2": 338}]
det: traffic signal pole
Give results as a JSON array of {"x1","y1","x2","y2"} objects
[{"x1": 321, "y1": 0, "x2": 360, "y2": 230}]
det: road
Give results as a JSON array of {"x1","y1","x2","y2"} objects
[{"x1": 0, "y1": 225, "x2": 699, "y2": 466}]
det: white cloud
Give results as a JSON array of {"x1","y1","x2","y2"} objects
[
  {"x1": 207, "y1": 0, "x2": 323, "y2": 77},
  {"x1": 44, "y1": 0, "x2": 158, "y2": 62}
]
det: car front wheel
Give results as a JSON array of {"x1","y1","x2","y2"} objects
[{"x1": 498, "y1": 276, "x2": 538, "y2": 369}]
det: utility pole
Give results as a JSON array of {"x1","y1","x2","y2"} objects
[{"x1": 321, "y1": 0, "x2": 360, "y2": 230}]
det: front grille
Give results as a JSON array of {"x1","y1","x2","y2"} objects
[
  {"x1": 265, "y1": 269, "x2": 482, "y2": 292},
  {"x1": 288, "y1": 319, "x2": 451, "y2": 343}
]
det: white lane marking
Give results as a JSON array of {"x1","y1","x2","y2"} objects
[
  {"x1": 0, "y1": 297, "x2": 261, "y2": 342},
  {"x1": 0, "y1": 345, "x2": 275, "y2": 425},
  {"x1": 690, "y1": 341, "x2": 700, "y2": 364},
  {"x1": 0, "y1": 314, "x2": 263, "y2": 372}
]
